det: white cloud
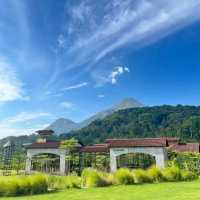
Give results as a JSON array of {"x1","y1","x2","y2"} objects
[
  {"x1": 0, "y1": 112, "x2": 52, "y2": 138},
  {"x1": 61, "y1": 101, "x2": 74, "y2": 109},
  {"x1": 62, "y1": 82, "x2": 88, "y2": 91},
  {"x1": 92, "y1": 66, "x2": 129, "y2": 86},
  {"x1": 109, "y1": 66, "x2": 130, "y2": 84},
  {"x1": 124, "y1": 67, "x2": 130, "y2": 72},
  {"x1": 0, "y1": 57, "x2": 28, "y2": 103}
]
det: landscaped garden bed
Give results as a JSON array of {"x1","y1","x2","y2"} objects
[
  {"x1": 1, "y1": 181, "x2": 200, "y2": 200},
  {"x1": 0, "y1": 166, "x2": 197, "y2": 197}
]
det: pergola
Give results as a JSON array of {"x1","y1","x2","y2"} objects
[
  {"x1": 26, "y1": 132, "x2": 200, "y2": 174},
  {"x1": 81, "y1": 138, "x2": 168, "y2": 172},
  {"x1": 81, "y1": 137, "x2": 200, "y2": 172}
]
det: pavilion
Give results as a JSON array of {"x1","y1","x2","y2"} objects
[
  {"x1": 26, "y1": 130, "x2": 199, "y2": 174},
  {"x1": 81, "y1": 137, "x2": 199, "y2": 172},
  {"x1": 26, "y1": 130, "x2": 82, "y2": 175}
]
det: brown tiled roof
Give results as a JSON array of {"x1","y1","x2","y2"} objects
[
  {"x1": 81, "y1": 143, "x2": 109, "y2": 153},
  {"x1": 36, "y1": 129, "x2": 54, "y2": 136},
  {"x1": 106, "y1": 138, "x2": 167, "y2": 147},
  {"x1": 169, "y1": 143, "x2": 199, "y2": 153},
  {"x1": 27, "y1": 141, "x2": 60, "y2": 149}
]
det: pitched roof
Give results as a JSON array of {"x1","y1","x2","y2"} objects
[
  {"x1": 27, "y1": 141, "x2": 60, "y2": 149},
  {"x1": 169, "y1": 143, "x2": 199, "y2": 153},
  {"x1": 36, "y1": 129, "x2": 54, "y2": 136},
  {"x1": 81, "y1": 143, "x2": 109, "y2": 153},
  {"x1": 81, "y1": 138, "x2": 174, "y2": 153},
  {"x1": 106, "y1": 138, "x2": 167, "y2": 147}
]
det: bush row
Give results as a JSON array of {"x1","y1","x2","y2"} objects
[
  {"x1": 0, "y1": 174, "x2": 48, "y2": 197},
  {"x1": 81, "y1": 166, "x2": 198, "y2": 188},
  {"x1": 1, "y1": 166, "x2": 197, "y2": 196}
]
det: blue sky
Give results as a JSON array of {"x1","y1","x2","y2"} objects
[{"x1": 1, "y1": 0, "x2": 200, "y2": 138}]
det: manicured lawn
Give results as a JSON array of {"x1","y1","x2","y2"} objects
[{"x1": 2, "y1": 181, "x2": 200, "y2": 200}]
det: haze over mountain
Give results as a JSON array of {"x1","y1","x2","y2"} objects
[
  {"x1": 46, "y1": 118, "x2": 78, "y2": 135},
  {"x1": 46, "y1": 98, "x2": 143, "y2": 135}
]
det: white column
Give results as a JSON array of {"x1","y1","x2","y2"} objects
[
  {"x1": 60, "y1": 153, "x2": 66, "y2": 175},
  {"x1": 110, "y1": 149, "x2": 117, "y2": 172},
  {"x1": 25, "y1": 157, "x2": 32, "y2": 174},
  {"x1": 155, "y1": 148, "x2": 168, "y2": 168}
]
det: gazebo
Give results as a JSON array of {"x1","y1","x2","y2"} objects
[{"x1": 26, "y1": 130, "x2": 68, "y2": 175}]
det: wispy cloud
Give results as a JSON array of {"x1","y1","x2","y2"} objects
[
  {"x1": 71, "y1": 1, "x2": 92, "y2": 22},
  {"x1": 60, "y1": 101, "x2": 74, "y2": 109},
  {"x1": 62, "y1": 82, "x2": 89, "y2": 91},
  {"x1": 4, "y1": 112, "x2": 51, "y2": 124},
  {"x1": 0, "y1": 57, "x2": 28, "y2": 103},
  {"x1": 59, "y1": 0, "x2": 200, "y2": 71},
  {"x1": 0, "y1": 112, "x2": 52, "y2": 138}
]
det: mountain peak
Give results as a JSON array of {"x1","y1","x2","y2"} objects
[
  {"x1": 54, "y1": 118, "x2": 76, "y2": 124},
  {"x1": 46, "y1": 118, "x2": 77, "y2": 135},
  {"x1": 113, "y1": 97, "x2": 143, "y2": 111},
  {"x1": 46, "y1": 97, "x2": 143, "y2": 135}
]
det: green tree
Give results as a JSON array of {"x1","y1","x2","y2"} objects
[{"x1": 60, "y1": 138, "x2": 79, "y2": 173}]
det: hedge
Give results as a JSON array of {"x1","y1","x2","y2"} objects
[{"x1": 0, "y1": 174, "x2": 48, "y2": 197}]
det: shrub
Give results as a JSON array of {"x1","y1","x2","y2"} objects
[
  {"x1": 65, "y1": 174, "x2": 81, "y2": 189},
  {"x1": 0, "y1": 174, "x2": 47, "y2": 197},
  {"x1": 114, "y1": 168, "x2": 134, "y2": 185},
  {"x1": 47, "y1": 176, "x2": 64, "y2": 190},
  {"x1": 3, "y1": 179, "x2": 19, "y2": 196},
  {"x1": 162, "y1": 166, "x2": 182, "y2": 182},
  {"x1": 181, "y1": 170, "x2": 198, "y2": 181},
  {"x1": 106, "y1": 173, "x2": 116, "y2": 185},
  {"x1": 29, "y1": 174, "x2": 48, "y2": 194},
  {"x1": 16, "y1": 177, "x2": 31, "y2": 195},
  {"x1": 47, "y1": 174, "x2": 81, "y2": 190},
  {"x1": 147, "y1": 166, "x2": 163, "y2": 182},
  {"x1": 134, "y1": 169, "x2": 152, "y2": 184},
  {"x1": 81, "y1": 168, "x2": 108, "y2": 188}
]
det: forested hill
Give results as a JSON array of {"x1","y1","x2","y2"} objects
[{"x1": 66, "y1": 105, "x2": 200, "y2": 145}]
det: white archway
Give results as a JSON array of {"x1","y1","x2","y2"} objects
[
  {"x1": 26, "y1": 148, "x2": 68, "y2": 175},
  {"x1": 110, "y1": 147, "x2": 168, "y2": 172}
]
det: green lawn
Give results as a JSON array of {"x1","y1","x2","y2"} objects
[{"x1": 2, "y1": 181, "x2": 200, "y2": 200}]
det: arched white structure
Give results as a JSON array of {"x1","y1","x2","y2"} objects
[
  {"x1": 110, "y1": 147, "x2": 167, "y2": 172},
  {"x1": 26, "y1": 148, "x2": 68, "y2": 175}
]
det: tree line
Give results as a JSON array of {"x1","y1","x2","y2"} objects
[{"x1": 65, "y1": 105, "x2": 200, "y2": 144}]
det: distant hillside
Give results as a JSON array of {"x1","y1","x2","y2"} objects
[
  {"x1": 78, "y1": 98, "x2": 143, "y2": 129},
  {"x1": 0, "y1": 134, "x2": 37, "y2": 152},
  {"x1": 67, "y1": 105, "x2": 200, "y2": 144},
  {"x1": 2, "y1": 105, "x2": 200, "y2": 151},
  {"x1": 46, "y1": 118, "x2": 78, "y2": 135},
  {"x1": 0, "y1": 97, "x2": 143, "y2": 149},
  {"x1": 46, "y1": 97, "x2": 143, "y2": 135}
]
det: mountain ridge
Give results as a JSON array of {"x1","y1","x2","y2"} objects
[{"x1": 46, "y1": 97, "x2": 143, "y2": 135}]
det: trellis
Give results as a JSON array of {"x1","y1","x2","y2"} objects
[{"x1": 0, "y1": 141, "x2": 26, "y2": 176}]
